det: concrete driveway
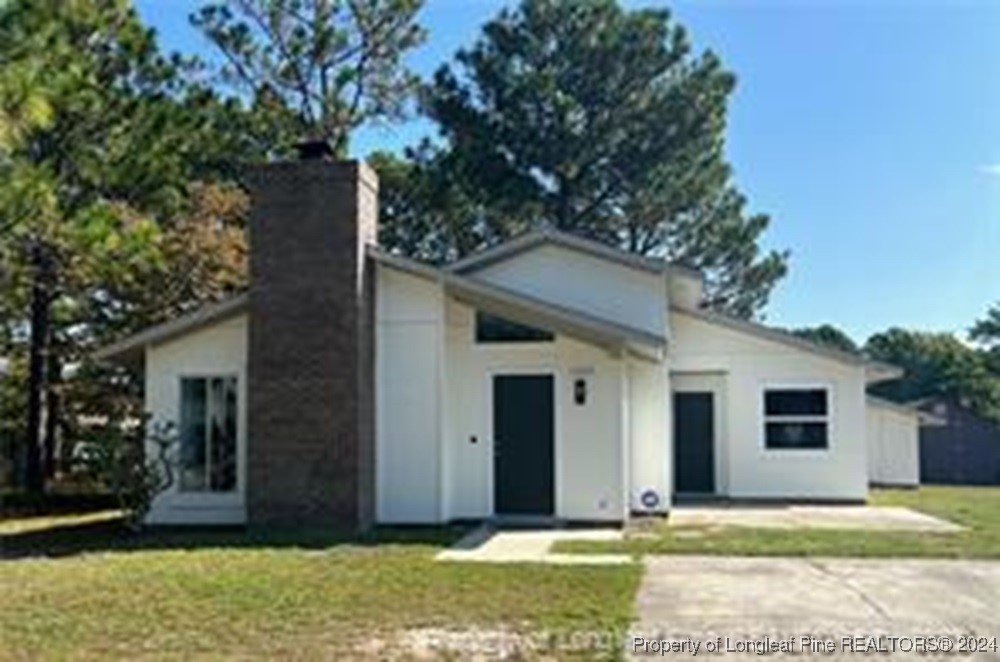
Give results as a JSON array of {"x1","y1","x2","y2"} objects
[
  {"x1": 634, "y1": 556, "x2": 1000, "y2": 659},
  {"x1": 668, "y1": 504, "x2": 962, "y2": 532}
]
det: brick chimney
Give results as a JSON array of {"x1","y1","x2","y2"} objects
[{"x1": 246, "y1": 149, "x2": 377, "y2": 530}]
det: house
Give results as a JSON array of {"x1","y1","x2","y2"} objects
[
  {"x1": 95, "y1": 154, "x2": 908, "y2": 527},
  {"x1": 913, "y1": 397, "x2": 1000, "y2": 485}
]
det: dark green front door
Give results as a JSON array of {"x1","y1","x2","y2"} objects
[
  {"x1": 673, "y1": 392, "x2": 715, "y2": 494},
  {"x1": 493, "y1": 375, "x2": 554, "y2": 515}
]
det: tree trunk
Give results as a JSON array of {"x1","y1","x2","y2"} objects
[
  {"x1": 23, "y1": 244, "x2": 51, "y2": 494},
  {"x1": 43, "y1": 352, "x2": 61, "y2": 481},
  {"x1": 554, "y1": 178, "x2": 572, "y2": 233}
]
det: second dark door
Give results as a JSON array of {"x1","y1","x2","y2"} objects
[{"x1": 673, "y1": 391, "x2": 715, "y2": 495}]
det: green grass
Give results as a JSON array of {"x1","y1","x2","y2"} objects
[
  {"x1": 5, "y1": 487, "x2": 995, "y2": 657},
  {"x1": 554, "y1": 486, "x2": 1000, "y2": 559},
  {"x1": 0, "y1": 518, "x2": 641, "y2": 659}
]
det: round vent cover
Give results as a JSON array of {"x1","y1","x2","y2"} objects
[{"x1": 640, "y1": 489, "x2": 660, "y2": 509}]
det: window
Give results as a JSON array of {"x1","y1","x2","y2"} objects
[
  {"x1": 763, "y1": 387, "x2": 829, "y2": 450},
  {"x1": 179, "y1": 376, "x2": 238, "y2": 492},
  {"x1": 475, "y1": 311, "x2": 554, "y2": 343}
]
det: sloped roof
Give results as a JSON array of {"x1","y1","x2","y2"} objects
[
  {"x1": 446, "y1": 229, "x2": 702, "y2": 280},
  {"x1": 95, "y1": 247, "x2": 668, "y2": 364},
  {"x1": 444, "y1": 272, "x2": 666, "y2": 359},
  {"x1": 369, "y1": 247, "x2": 666, "y2": 359},
  {"x1": 867, "y1": 395, "x2": 927, "y2": 419},
  {"x1": 93, "y1": 294, "x2": 249, "y2": 363},
  {"x1": 673, "y1": 304, "x2": 903, "y2": 383},
  {"x1": 94, "y1": 236, "x2": 903, "y2": 382}
]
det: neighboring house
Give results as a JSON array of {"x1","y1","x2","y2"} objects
[
  {"x1": 866, "y1": 397, "x2": 922, "y2": 487},
  {"x1": 95, "y1": 155, "x2": 906, "y2": 527},
  {"x1": 914, "y1": 397, "x2": 1000, "y2": 485}
]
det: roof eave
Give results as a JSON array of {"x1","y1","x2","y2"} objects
[
  {"x1": 865, "y1": 364, "x2": 905, "y2": 384},
  {"x1": 366, "y1": 245, "x2": 440, "y2": 280},
  {"x1": 371, "y1": 247, "x2": 667, "y2": 358},
  {"x1": 866, "y1": 395, "x2": 922, "y2": 418},
  {"x1": 445, "y1": 229, "x2": 697, "y2": 278},
  {"x1": 443, "y1": 272, "x2": 667, "y2": 358},
  {"x1": 92, "y1": 294, "x2": 249, "y2": 364},
  {"x1": 672, "y1": 304, "x2": 904, "y2": 379}
]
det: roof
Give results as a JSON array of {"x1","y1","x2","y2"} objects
[
  {"x1": 446, "y1": 229, "x2": 703, "y2": 280},
  {"x1": 94, "y1": 232, "x2": 696, "y2": 363},
  {"x1": 672, "y1": 305, "x2": 903, "y2": 382},
  {"x1": 95, "y1": 247, "x2": 667, "y2": 364},
  {"x1": 93, "y1": 294, "x2": 249, "y2": 363},
  {"x1": 444, "y1": 273, "x2": 666, "y2": 360},
  {"x1": 369, "y1": 247, "x2": 666, "y2": 359},
  {"x1": 94, "y1": 236, "x2": 902, "y2": 379},
  {"x1": 867, "y1": 396, "x2": 926, "y2": 419}
]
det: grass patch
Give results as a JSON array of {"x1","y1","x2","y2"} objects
[
  {"x1": 0, "y1": 516, "x2": 641, "y2": 659},
  {"x1": 554, "y1": 486, "x2": 1000, "y2": 559}
]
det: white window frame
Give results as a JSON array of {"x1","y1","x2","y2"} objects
[
  {"x1": 177, "y1": 374, "x2": 239, "y2": 493},
  {"x1": 760, "y1": 382, "x2": 833, "y2": 452}
]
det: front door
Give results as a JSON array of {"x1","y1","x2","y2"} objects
[
  {"x1": 673, "y1": 392, "x2": 715, "y2": 495},
  {"x1": 493, "y1": 374, "x2": 555, "y2": 515}
]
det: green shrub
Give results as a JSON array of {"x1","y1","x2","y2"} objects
[{"x1": 81, "y1": 417, "x2": 176, "y2": 530}]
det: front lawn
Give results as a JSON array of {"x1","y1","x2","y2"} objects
[
  {"x1": 0, "y1": 516, "x2": 640, "y2": 659},
  {"x1": 555, "y1": 486, "x2": 1000, "y2": 559}
]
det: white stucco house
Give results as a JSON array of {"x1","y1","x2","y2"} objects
[{"x1": 95, "y1": 157, "x2": 919, "y2": 528}]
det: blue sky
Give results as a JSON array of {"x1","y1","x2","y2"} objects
[{"x1": 136, "y1": 0, "x2": 1000, "y2": 343}]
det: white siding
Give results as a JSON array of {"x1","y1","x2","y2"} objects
[
  {"x1": 628, "y1": 358, "x2": 670, "y2": 513},
  {"x1": 867, "y1": 402, "x2": 920, "y2": 487},
  {"x1": 443, "y1": 300, "x2": 626, "y2": 522},
  {"x1": 375, "y1": 266, "x2": 444, "y2": 523},
  {"x1": 145, "y1": 314, "x2": 248, "y2": 524},
  {"x1": 471, "y1": 244, "x2": 668, "y2": 339},
  {"x1": 670, "y1": 311, "x2": 869, "y2": 501}
]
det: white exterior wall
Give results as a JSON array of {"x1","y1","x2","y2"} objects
[
  {"x1": 375, "y1": 266, "x2": 444, "y2": 523},
  {"x1": 668, "y1": 272, "x2": 704, "y2": 310},
  {"x1": 866, "y1": 403, "x2": 920, "y2": 487},
  {"x1": 443, "y1": 300, "x2": 626, "y2": 522},
  {"x1": 472, "y1": 244, "x2": 668, "y2": 339},
  {"x1": 144, "y1": 314, "x2": 248, "y2": 524},
  {"x1": 670, "y1": 311, "x2": 869, "y2": 501},
  {"x1": 628, "y1": 358, "x2": 670, "y2": 513}
]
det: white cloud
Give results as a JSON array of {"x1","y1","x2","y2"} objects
[{"x1": 980, "y1": 164, "x2": 1000, "y2": 176}]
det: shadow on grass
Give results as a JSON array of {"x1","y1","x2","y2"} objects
[{"x1": 0, "y1": 513, "x2": 468, "y2": 560}]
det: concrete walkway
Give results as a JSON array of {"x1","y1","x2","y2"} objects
[
  {"x1": 669, "y1": 504, "x2": 962, "y2": 532},
  {"x1": 634, "y1": 556, "x2": 1000, "y2": 659},
  {"x1": 435, "y1": 526, "x2": 632, "y2": 564},
  {"x1": 435, "y1": 504, "x2": 960, "y2": 565}
]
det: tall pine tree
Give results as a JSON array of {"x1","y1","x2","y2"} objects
[
  {"x1": 381, "y1": 0, "x2": 787, "y2": 318},
  {"x1": 193, "y1": 0, "x2": 426, "y2": 157},
  {"x1": 0, "y1": 0, "x2": 258, "y2": 492}
]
